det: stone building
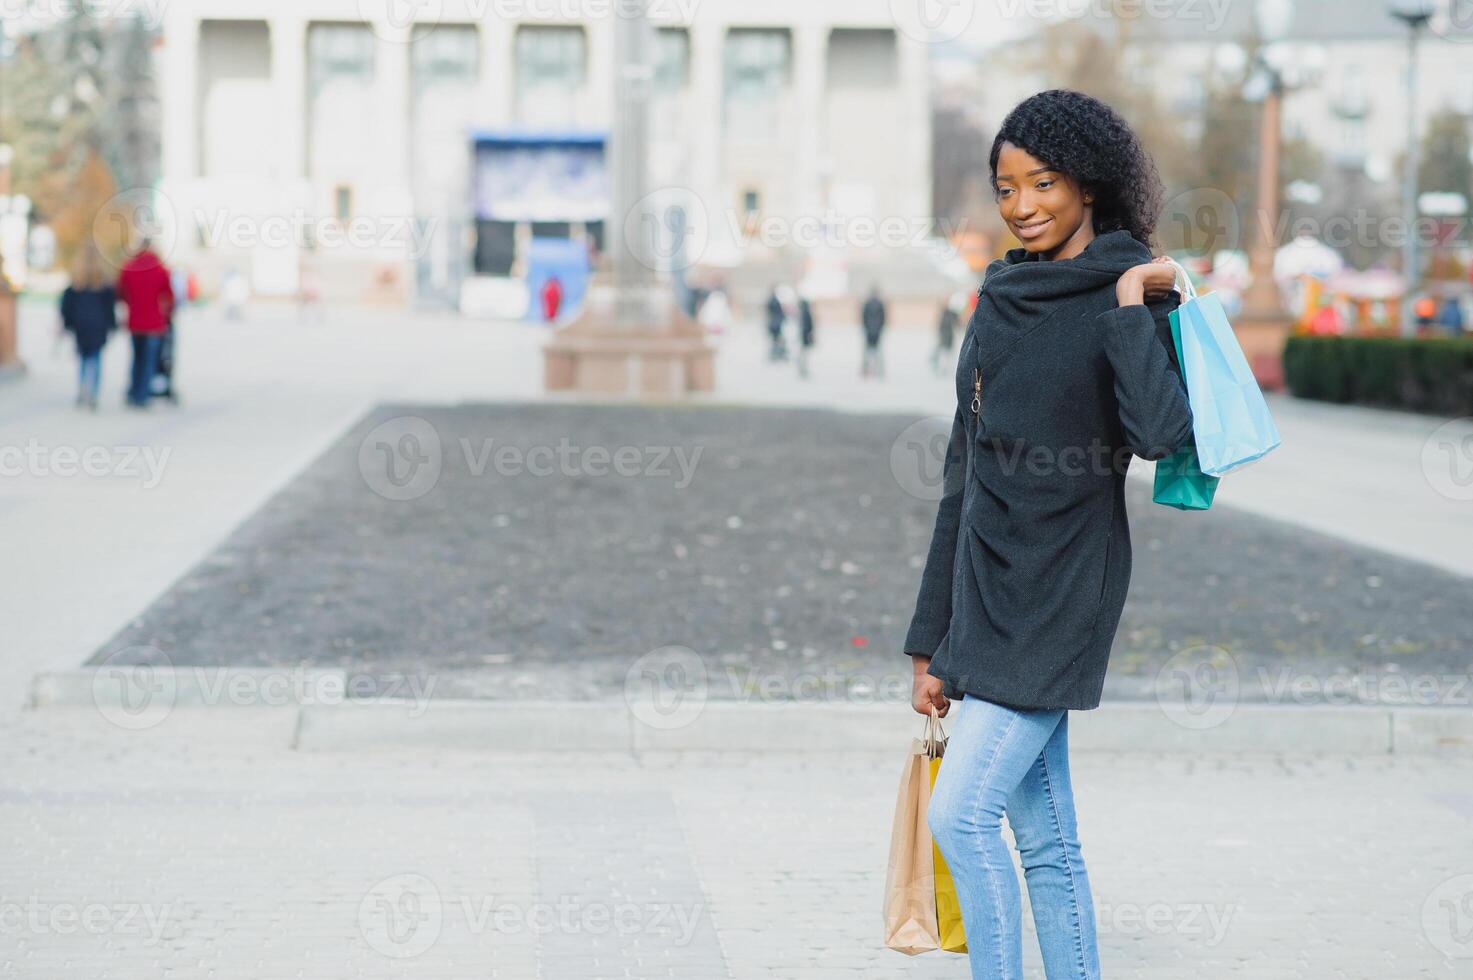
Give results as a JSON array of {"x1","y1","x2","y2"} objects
[{"x1": 155, "y1": 0, "x2": 934, "y2": 313}]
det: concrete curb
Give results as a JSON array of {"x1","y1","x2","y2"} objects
[
  {"x1": 26, "y1": 669, "x2": 1473, "y2": 755},
  {"x1": 295, "y1": 700, "x2": 1446, "y2": 755},
  {"x1": 30, "y1": 667, "x2": 350, "y2": 710}
]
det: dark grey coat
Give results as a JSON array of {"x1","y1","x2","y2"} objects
[{"x1": 903, "y1": 230, "x2": 1194, "y2": 710}]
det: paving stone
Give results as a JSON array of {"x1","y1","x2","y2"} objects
[{"x1": 2, "y1": 710, "x2": 1469, "y2": 978}]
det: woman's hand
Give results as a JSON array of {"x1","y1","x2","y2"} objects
[
  {"x1": 1116, "y1": 255, "x2": 1178, "y2": 307},
  {"x1": 910, "y1": 655, "x2": 950, "y2": 717}
]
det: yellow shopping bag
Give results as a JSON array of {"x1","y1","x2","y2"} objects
[
  {"x1": 929, "y1": 753, "x2": 968, "y2": 954},
  {"x1": 884, "y1": 708, "x2": 967, "y2": 955}
]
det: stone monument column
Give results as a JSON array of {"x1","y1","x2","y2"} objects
[{"x1": 542, "y1": 1, "x2": 715, "y2": 396}]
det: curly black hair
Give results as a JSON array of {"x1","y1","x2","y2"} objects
[{"x1": 989, "y1": 89, "x2": 1163, "y2": 248}]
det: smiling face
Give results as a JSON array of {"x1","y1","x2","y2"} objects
[{"x1": 993, "y1": 142, "x2": 1096, "y2": 261}]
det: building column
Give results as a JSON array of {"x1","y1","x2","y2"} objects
[
  {"x1": 270, "y1": 16, "x2": 307, "y2": 185},
  {"x1": 688, "y1": 19, "x2": 724, "y2": 226},
  {"x1": 160, "y1": 11, "x2": 200, "y2": 184},
  {"x1": 793, "y1": 24, "x2": 828, "y2": 219},
  {"x1": 586, "y1": 18, "x2": 616, "y2": 130},
  {"x1": 896, "y1": 33, "x2": 931, "y2": 222},
  {"x1": 478, "y1": 15, "x2": 515, "y2": 129},
  {"x1": 375, "y1": 28, "x2": 413, "y2": 196}
]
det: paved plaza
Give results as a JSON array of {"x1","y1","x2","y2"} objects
[
  {"x1": 3, "y1": 300, "x2": 1473, "y2": 979},
  {"x1": 2, "y1": 707, "x2": 1472, "y2": 979}
]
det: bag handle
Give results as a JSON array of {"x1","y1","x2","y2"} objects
[
  {"x1": 1160, "y1": 255, "x2": 1199, "y2": 303},
  {"x1": 922, "y1": 706, "x2": 948, "y2": 759}
]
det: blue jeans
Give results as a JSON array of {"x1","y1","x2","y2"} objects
[
  {"x1": 128, "y1": 333, "x2": 162, "y2": 405},
  {"x1": 927, "y1": 696, "x2": 1100, "y2": 979},
  {"x1": 78, "y1": 352, "x2": 101, "y2": 402}
]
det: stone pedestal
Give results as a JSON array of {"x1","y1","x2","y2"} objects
[
  {"x1": 543, "y1": 278, "x2": 715, "y2": 397},
  {"x1": 1233, "y1": 310, "x2": 1293, "y2": 392}
]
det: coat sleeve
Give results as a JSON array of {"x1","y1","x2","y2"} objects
[
  {"x1": 1098, "y1": 295, "x2": 1194, "y2": 461},
  {"x1": 902, "y1": 405, "x2": 967, "y2": 657}
]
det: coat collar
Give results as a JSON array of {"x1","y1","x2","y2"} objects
[
  {"x1": 986, "y1": 229, "x2": 1152, "y2": 286},
  {"x1": 968, "y1": 229, "x2": 1159, "y2": 374}
]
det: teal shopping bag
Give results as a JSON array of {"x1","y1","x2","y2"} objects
[{"x1": 1153, "y1": 266, "x2": 1220, "y2": 511}]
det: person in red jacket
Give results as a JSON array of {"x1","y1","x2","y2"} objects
[
  {"x1": 541, "y1": 275, "x2": 563, "y2": 323},
  {"x1": 116, "y1": 240, "x2": 174, "y2": 407}
]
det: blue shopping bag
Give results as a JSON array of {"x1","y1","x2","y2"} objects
[{"x1": 1165, "y1": 259, "x2": 1281, "y2": 477}]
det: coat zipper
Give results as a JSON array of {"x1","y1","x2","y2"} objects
[{"x1": 971, "y1": 367, "x2": 982, "y2": 419}]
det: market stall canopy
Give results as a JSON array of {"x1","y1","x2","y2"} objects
[{"x1": 1275, "y1": 234, "x2": 1345, "y2": 283}]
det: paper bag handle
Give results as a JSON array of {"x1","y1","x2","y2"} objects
[{"x1": 922, "y1": 706, "x2": 948, "y2": 759}]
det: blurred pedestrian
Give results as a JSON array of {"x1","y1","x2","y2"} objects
[
  {"x1": 766, "y1": 285, "x2": 791, "y2": 362},
  {"x1": 156, "y1": 265, "x2": 195, "y2": 404},
  {"x1": 221, "y1": 268, "x2": 248, "y2": 321},
  {"x1": 116, "y1": 239, "x2": 174, "y2": 409},
  {"x1": 932, "y1": 290, "x2": 965, "y2": 375},
  {"x1": 861, "y1": 285, "x2": 887, "y2": 379},
  {"x1": 698, "y1": 286, "x2": 732, "y2": 338},
  {"x1": 297, "y1": 257, "x2": 324, "y2": 324},
  {"x1": 1414, "y1": 295, "x2": 1436, "y2": 335},
  {"x1": 541, "y1": 275, "x2": 563, "y2": 323},
  {"x1": 797, "y1": 295, "x2": 815, "y2": 379},
  {"x1": 1437, "y1": 295, "x2": 1465, "y2": 336},
  {"x1": 58, "y1": 245, "x2": 116, "y2": 411}
]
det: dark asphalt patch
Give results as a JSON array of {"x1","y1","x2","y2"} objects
[{"x1": 92, "y1": 403, "x2": 1473, "y2": 706}]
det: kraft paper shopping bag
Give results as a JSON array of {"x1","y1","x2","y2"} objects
[{"x1": 885, "y1": 709, "x2": 966, "y2": 955}]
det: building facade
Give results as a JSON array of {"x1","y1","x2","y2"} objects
[
  {"x1": 947, "y1": 0, "x2": 1473, "y2": 211},
  {"x1": 156, "y1": 0, "x2": 933, "y2": 310}
]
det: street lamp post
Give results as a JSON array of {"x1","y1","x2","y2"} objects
[
  {"x1": 1390, "y1": 1, "x2": 1432, "y2": 336},
  {"x1": 1233, "y1": 0, "x2": 1298, "y2": 390},
  {"x1": 1239, "y1": 69, "x2": 1287, "y2": 326}
]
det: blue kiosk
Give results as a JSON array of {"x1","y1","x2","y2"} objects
[{"x1": 469, "y1": 129, "x2": 608, "y2": 322}]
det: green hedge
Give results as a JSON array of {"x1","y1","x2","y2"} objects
[{"x1": 1283, "y1": 335, "x2": 1473, "y2": 416}]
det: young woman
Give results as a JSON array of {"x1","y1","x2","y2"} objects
[
  {"x1": 905, "y1": 89, "x2": 1194, "y2": 979},
  {"x1": 59, "y1": 246, "x2": 118, "y2": 411}
]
